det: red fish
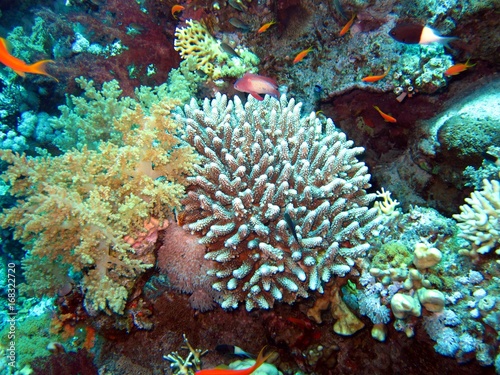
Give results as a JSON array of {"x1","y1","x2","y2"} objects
[
  {"x1": 0, "y1": 37, "x2": 57, "y2": 81},
  {"x1": 362, "y1": 66, "x2": 391, "y2": 82},
  {"x1": 293, "y1": 47, "x2": 313, "y2": 64},
  {"x1": 171, "y1": 5, "x2": 185, "y2": 19},
  {"x1": 444, "y1": 59, "x2": 475, "y2": 76},
  {"x1": 257, "y1": 20, "x2": 277, "y2": 34},
  {"x1": 339, "y1": 14, "x2": 356, "y2": 36},
  {"x1": 373, "y1": 105, "x2": 397, "y2": 123},
  {"x1": 234, "y1": 72, "x2": 279, "y2": 101},
  {"x1": 287, "y1": 316, "x2": 313, "y2": 330},
  {"x1": 195, "y1": 347, "x2": 272, "y2": 375}
]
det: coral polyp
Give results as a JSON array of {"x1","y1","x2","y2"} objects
[{"x1": 178, "y1": 94, "x2": 381, "y2": 310}]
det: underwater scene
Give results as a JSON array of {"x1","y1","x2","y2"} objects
[{"x1": 0, "y1": 0, "x2": 499, "y2": 374}]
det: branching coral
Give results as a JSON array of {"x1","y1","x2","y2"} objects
[
  {"x1": 453, "y1": 174, "x2": 500, "y2": 259},
  {"x1": 177, "y1": 93, "x2": 381, "y2": 310},
  {"x1": 0, "y1": 97, "x2": 198, "y2": 315}
]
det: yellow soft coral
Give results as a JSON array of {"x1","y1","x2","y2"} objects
[{"x1": 0, "y1": 97, "x2": 198, "y2": 315}]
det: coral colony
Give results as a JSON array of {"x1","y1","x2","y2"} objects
[
  {"x1": 178, "y1": 94, "x2": 381, "y2": 310},
  {"x1": 0, "y1": 1, "x2": 498, "y2": 374}
]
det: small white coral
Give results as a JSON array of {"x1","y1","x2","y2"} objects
[{"x1": 453, "y1": 177, "x2": 500, "y2": 257}]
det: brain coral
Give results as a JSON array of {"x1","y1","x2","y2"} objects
[{"x1": 177, "y1": 94, "x2": 381, "y2": 310}]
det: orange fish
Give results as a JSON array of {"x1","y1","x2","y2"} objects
[
  {"x1": 444, "y1": 59, "x2": 475, "y2": 76},
  {"x1": 0, "y1": 38, "x2": 57, "y2": 81},
  {"x1": 339, "y1": 14, "x2": 356, "y2": 36},
  {"x1": 293, "y1": 47, "x2": 313, "y2": 64},
  {"x1": 171, "y1": 5, "x2": 185, "y2": 19},
  {"x1": 362, "y1": 66, "x2": 391, "y2": 82},
  {"x1": 257, "y1": 20, "x2": 277, "y2": 34},
  {"x1": 195, "y1": 347, "x2": 272, "y2": 375},
  {"x1": 373, "y1": 106, "x2": 397, "y2": 123}
]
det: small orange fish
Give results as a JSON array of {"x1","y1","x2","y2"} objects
[
  {"x1": 171, "y1": 5, "x2": 185, "y2": 19},
  {"x1": 0, "y1": 37, "x2": 57, "y2": 81},
  {"x1": 339, "y1": 14, "x2": 356, "y2": 36},
  {"x1": 293, "y1": 47, "x2": 313, "y2": 64},
  {"x1": 195, "y1": 347, "x2": 273, "y2": 375},
  {"x1": 362, "y1": 66, "x2": 391, "y2": 82},
  {"x1": 444, "y1": 59, "x2": 476, "y2": 76},
  {"x1": 257, "y1": 20, "x2": 277, "y2": 34},
  {"x1": 373, "y1": 106, "x2": 397, "y2": 123}
]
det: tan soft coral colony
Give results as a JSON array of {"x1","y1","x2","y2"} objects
[{"x1": 0, "y1": 90, "x2": 198, "y2": 315}]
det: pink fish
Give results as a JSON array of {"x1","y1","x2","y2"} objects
[{"x1": 234, "y1": 72, "x2": 279, "y2": 101}]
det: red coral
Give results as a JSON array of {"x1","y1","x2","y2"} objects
[
  {"x1": 36, "y1": 0, "x2": 180, "y2": 96},
  {"x1": 157, "y1": 222, "x2": 219, "y2": 311}
]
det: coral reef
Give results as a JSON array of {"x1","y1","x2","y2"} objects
[
  {"x1": 0, "y1": 0, "x2": 499, "y2": 373},
  {"x1": 0, "y1": 91, "x2": 198, "y2": 314},
  {"x1": 178, "y1": 93, "x2": 381, "y2": 310}
]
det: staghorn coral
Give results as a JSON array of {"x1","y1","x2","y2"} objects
[
  {"x1": 453, "y1": 174, "x2": 500, "y2": 259},
  {"x1": 178, "y1": 93, "x2": 382, "y2": 310},
  {"x1": 0, "y1": 97, "x2": 198, "y2": 315}
]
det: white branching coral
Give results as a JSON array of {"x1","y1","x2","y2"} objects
[
  {"x1": 177, "y1": 93, "x2": 382, "y2": 310},
  {"x1": 453, "y1": 176, "x2": 500, "y2": 258}
]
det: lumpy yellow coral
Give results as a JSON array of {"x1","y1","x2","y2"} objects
[
  {"x1": 174, "y1": 19, "x2": 219, "y2": 76},
  {"x1": 173, "y1": 20, "x2": 260, "y2": 80},
  {"x1": 0, "y1": 95, "x2": 198, "y2": 315}
]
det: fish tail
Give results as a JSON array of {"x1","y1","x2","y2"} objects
[
  {"x1": 253, "y1": 346, "x2": 273, "y2": 370},
  {"x1": 465, "y1": 58, "x2": 476, "y2": 68},
  {"x1": 28, "y1": 59, "x2": 59, "y2": 82},
  {"x1": 440, "y1": 36, "x2": 458, "y2": 49}
]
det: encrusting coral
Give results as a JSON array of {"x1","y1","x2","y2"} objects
[
  {"x1": 0, "y1": 94, "x2": 198, "y2": 315},
  {"x1": 177, "y1": 93, "x2": 382, "y2": 311}
]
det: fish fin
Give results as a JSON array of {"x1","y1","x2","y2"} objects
[
  {"x1": 13, "y1": 70, "x2": 26, "y2": 78},
  {"x1": 28, "y1": 59, "x2": 59, "y2": 82},
  {"x1": 465, "y1": 58, "x2": 477, "y2": 68},
  {"x1": 269, "y1": 89, "x2": 280, "y2": 99},
  {"x1": 440, "y1": 36, "x2": 459, "y2": 50},
  {"x1": 0, "y1": 37, "x2": 13, "y2": 53},
  {"x1": 244, "y1": 72, "x2": 278, "y2": 88},
  {"x1": 250, "y1": 92, "x2": 264, "y2": 101},
  {"x1": 253, "y1": 347, "x2": 274, "y2": 370}
]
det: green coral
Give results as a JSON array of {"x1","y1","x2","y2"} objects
[
  {"x1": 372, "y1": 241, "x2": 413, "y2": 270},
  {"x1": 212, "y1": 45, "x2": 260, "y2": 80},
  {"x1": 0, "y1": 309, "x2": 58, "y2": 373},
  {"x1": 165, "y1": 58, "x2": 204, "y2": 104},
  {"x1": 7, "y1": 16, "x2": 50, "y2": 62}
]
